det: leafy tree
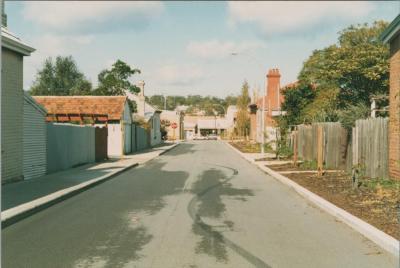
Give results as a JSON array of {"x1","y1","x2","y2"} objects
[
  {"x1": 95, "y1": 59, "x2": 141, "y2": 96},
  {"x1": 279, "y1": 83, "x2": 316, "y2": 129},
  {"x1": 225, "y1": 95, "x2": 238, "y2": 107},
  {"x1": 146, "y1": 94, "x2": 229, "y2": 115},
  {"x1": 236, "y1": 80, "x2": 251, "y2": 137},
  {"x1": 299, "y1": 21, "x2": 389, "y2": 109},
  {"x1": 148, "y1": 95, "x2": 165, "y2": 110},
  {"x1": 30, "y1": 56, "x2": 92, "y2": 96},
  {"x1": 301, "y1": 83, "x2": 339, "y2": 123},
  {"x1": 337, "y1": 103, "x2": 370, "y2": 131},
  {"x1": 94, "y1": 60, "x2": 141, "y2": 112}
]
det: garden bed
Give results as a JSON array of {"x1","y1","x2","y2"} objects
[
  {"x1": 267, "y1": 164, "x2": 400, "y2": 240},
  {"x1": 229, "y1": 141, "x2": 273, "y2": 154}
]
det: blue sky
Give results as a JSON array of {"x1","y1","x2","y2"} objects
[{"x1": 5, "y1": 1, "x2": 400, "y2": 97}]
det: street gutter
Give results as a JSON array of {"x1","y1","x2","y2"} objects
[
  {"x1": 224, "y1": 141, "x2": 400, "y2": 258},
  {"x1": 1, "y1": 143, "x2": 179, "y2": 228}
]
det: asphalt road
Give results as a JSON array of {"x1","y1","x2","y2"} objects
[{"x1": 2, "y1": 141, "x2": 398, "y2": 268}]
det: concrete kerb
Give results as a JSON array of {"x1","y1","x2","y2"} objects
[
  {"x1": 1, "y1": 143, "x2": 178, "y2": 228},
  {"x1": 224, "y1": 141, "x2": 400, "y2": 258}
]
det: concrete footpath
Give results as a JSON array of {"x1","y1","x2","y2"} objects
[{"x1": 1, "y1": 142, "x2": 178, "y2": 227}]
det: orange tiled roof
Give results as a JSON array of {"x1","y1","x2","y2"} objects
[{"x1": 33, "y1": 96, "x2": 128, "y2": 121}]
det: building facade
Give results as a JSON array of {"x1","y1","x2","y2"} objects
[
  {"x1": 33, "y1": 96, "x2": 132, "y2": 158},
  {"x1": 1, "y1": 26, "x2": 35, "y2": 183},
  {"x1": 23, "y1": 92, "x2": 47, "y2": 180},
  {"x1": 381, "y1": 15, "x2": 400, "y2": 180},
  {"x1": 126, "y1": 81, "x2": 162, "y2": 146},
  {"x1": 161, "y1": 110, "x2": 184, "y2": 140},
  {"x1": 254, "y1": 69, "x2": 285, "y2": 147}
]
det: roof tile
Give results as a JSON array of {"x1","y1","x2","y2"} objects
[{"x1": 32, "y1": 96, "x2": 128, "y2": 121}]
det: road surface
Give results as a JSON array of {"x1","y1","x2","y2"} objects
[{"x1": 2, "y1": 141, "x2": 398, "y2": 267}]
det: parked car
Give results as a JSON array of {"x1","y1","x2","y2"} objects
[{"x1": 207, "y1": 134, "x2": 218, "y2": 140}]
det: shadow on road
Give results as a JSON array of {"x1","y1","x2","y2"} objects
[
  {"x1": 72, "y1": 160, "x2": 190, "y2": 267},
  {"x1": 2, "y1": 160, "x2": 190, "y2": 268},
  {"x1": 190, "y1": 168, "x2": 254, "y2": 263}
]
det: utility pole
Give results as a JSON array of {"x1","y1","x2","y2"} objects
[{"x1": 261, "y1": 74, "x2": 266, "y2": 156}]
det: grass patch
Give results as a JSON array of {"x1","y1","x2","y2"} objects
[
  {"x1": 299, "y1": 160, "x2": 318, "y2": 170},
  {"x1": 361, "y1": 178, "x2": 400, "y2": 190}
]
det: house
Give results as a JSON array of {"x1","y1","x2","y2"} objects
[
  {"x1": 381, "y1": 14, "x2": 400, "y2": 180},
  {"x1": 1, "y1": 18, "x2": 35, "y2": 183},
  {"x1": 33, "y1": 96, "x2": 133, "y2": 158},
  {"x1": 23, "y1": 92, "x2": 47, "y2": 180},
  {"x1": 125, "y1": 80, "x2": 162, "y2": 146},
  {"x1": 254, "y1": 69, "x2": 284, "y2": 145},
  {"x1": 250, "y1": 69, "x2": 295, "y2": 148},
  {"x1": 160, "y1": 110, "x2": 185, "y2": 140},
  {"x1": 183, "y1": 107, "x2": 237, "y2": 139}
]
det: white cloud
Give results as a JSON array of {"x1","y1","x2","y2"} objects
[
  {"x1": 186, "y1": 40, "x2": 265, "y2": 60},
  {"x1": 156, "y1": 63, "x2": 205, "y2": 86},
  {"x1": 228, "y1": 2, "x2": 374, "y2": 35},
  {"x1": 22, "y1": 1, "x2": 164, "y2": 33}
]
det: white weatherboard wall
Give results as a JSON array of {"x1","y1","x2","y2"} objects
[
  {"x1": 1, "y1": 48, "x2": 24, "y2": 183},
  {"x1": 47, "y1": 123, "x2": 95, "y2": 173},
  {"x1": 150, "y1": 113, "x2": 162, "y2": 146},
  {"x1": 107, "y1": 123, "x2": 123, "y2": 157},
  {"x1": 23, "y1": 93, "x2": 47, "y2": 180}
]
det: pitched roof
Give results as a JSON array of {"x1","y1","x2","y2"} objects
[
  {"x1": 380, "y1": 14, "x2": 400, "y2": 44},
  {"x1": 125, "y1": 90, "x2": 159, "y2": 115},
  {"x1": 32, "y1": 96, "x2": 128, "y2": 121},
  {"x1": 24, "y1": 91, "x2": 47, "y2": 115},
  {"x1": 1, "y1": 26, "x2": 35, "y2": 56}
]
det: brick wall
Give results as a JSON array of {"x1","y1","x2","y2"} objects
[
  {"x1": 266, "y1": 69, "x2": 282, "y2": 113},
  {"x1": 389, "y1": 34, "x2": 400, "y2": 180},
  {"x1": 1, "y1": 47, "x2": 24, "y2": 183}
]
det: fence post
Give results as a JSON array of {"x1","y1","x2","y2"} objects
[
  {"x1": 293, "y1": 131, "x2": 298, "y2": 167},
  {"x1": 317, "y1": 125, "x2": 324, "y2": 177}
]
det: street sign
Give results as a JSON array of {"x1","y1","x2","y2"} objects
[{"x1": 171, "y1": 122, "x2": 177, "y2": 129}]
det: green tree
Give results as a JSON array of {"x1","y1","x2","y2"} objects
[
  {"x1": 299, "y1": 21, "x2": 389, "y2": 109},
  {"x1": 279, "y1": 83, "x2": 316, "y2": 129},
  {"x1": 224, "y1": 95, "x2": 238, "y2": 107},
  {"x1": 94, "y1": 60, "x2": 141, "y2": 112},
  {"x1": 30, "y1": 56, "x2": 92, "y2": 96},
  {"x1": 148, "y1": 95, "x2": 165, "y2": 109},
  {"x1": 236, "y1": 80, "x2": 251, "y2": 137},
  {"x1": 95, "y1": 59, "x2": 141, "y2": 96}
]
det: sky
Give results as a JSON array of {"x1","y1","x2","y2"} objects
[{"x1": 5, "y1": 1, "x2": 400, "y2": 98}]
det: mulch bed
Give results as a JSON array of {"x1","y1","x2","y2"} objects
[
  {"x1": 267, "y1": 165, "x2": 400, "y2": 240},
  {"x1": 229, "y1": 141, "x2": 262, "y2": 153}
]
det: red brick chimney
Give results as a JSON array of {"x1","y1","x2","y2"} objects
[{"x1": 266, "y1": 68, "x2": 281, "y2": 113}]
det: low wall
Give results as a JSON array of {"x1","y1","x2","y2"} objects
[{"x1": 47, "y1": 123, "x2": 95, "y2": 173}]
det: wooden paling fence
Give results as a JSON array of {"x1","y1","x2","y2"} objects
[
  {"x1": 352, "y1": 118, "x2": 388, "y2": 178},
  {"x1": 294, "y1": 122, "x2": 348, "y2": 170},
  {"x1": 291, "y1": 118, "x2": 389, "y2": 178}
]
